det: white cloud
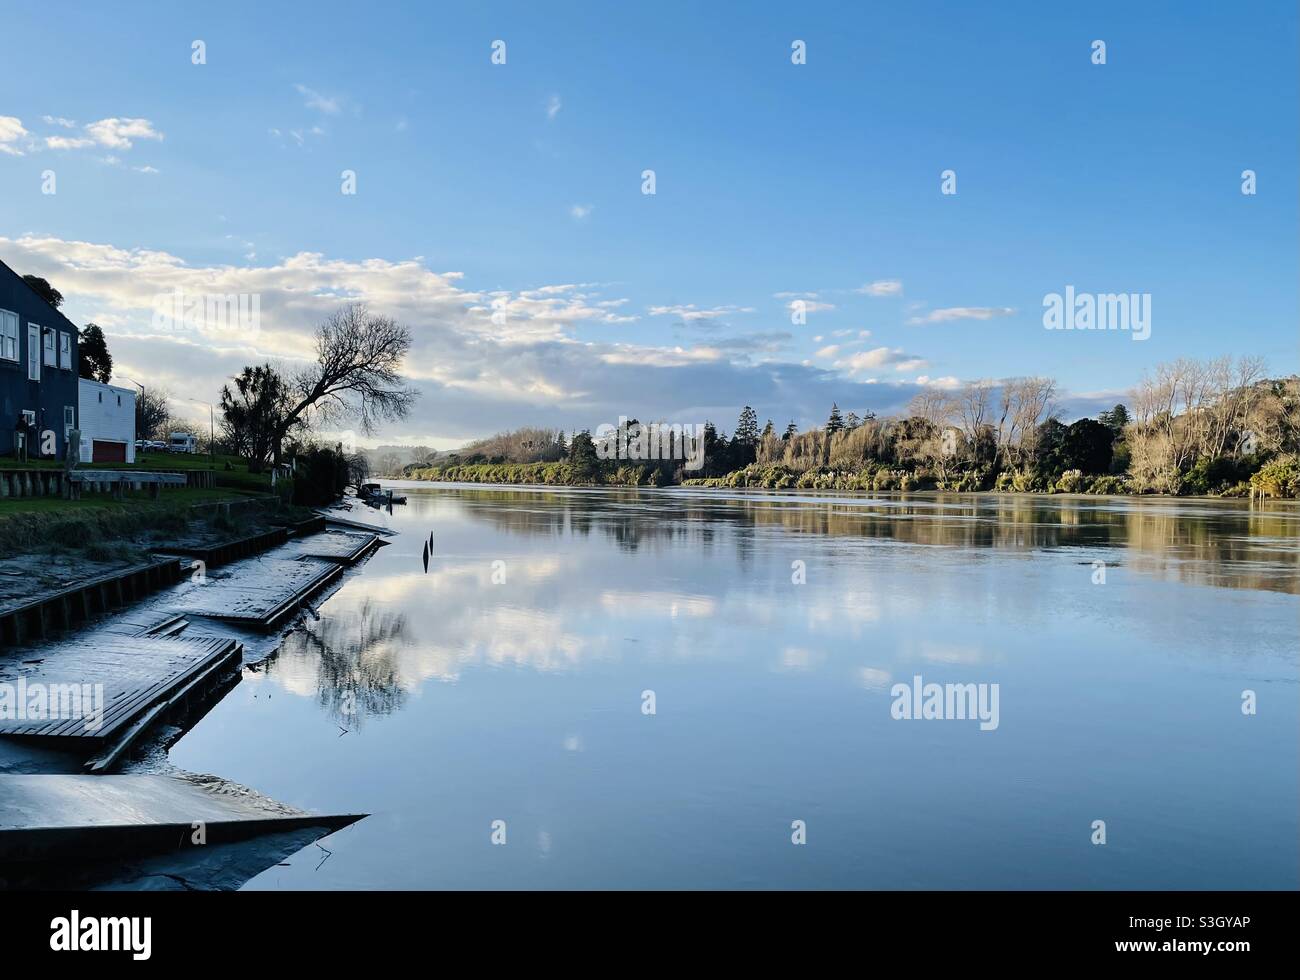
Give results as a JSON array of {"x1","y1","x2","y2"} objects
[
  {"x1": 786, "y1": 299, "x2": 835, "y2": 314},
  {"x1": 42, "y1": 115, "x2": 77, "y2": 128},
  {"x1": 546, "y1": 94, "x2": 562, "y2": 121},
  {"x1": 84, "y1": 117, "x2": 164, "y2": 149},
  {"x1": 648, "y1": 303, "x2": 755, "y2": 321},
  {"x1": 834, "y1": 346, "x2": 927, "y2": 376},
  {"x1": 915, "y1": 375, "x2": 962, "y2": 388},
  {"x1": 46, "y1": 135, "x2": 95, "y2": 150},
  {"x1": 569, "y1": 203, "x2": 592, "y2": 220},
  {"x1": 857, "y1": 279, "x2": 903, "y2": 297},
  {"x1": 294, "y1": 84, "x2": 340, "y2": 114},
  {"x1": 0, "y1": 116, "x2": 29, "y2": 155},
  {"x1": 908, "y1": 306, "x2": 1015, "y2": 324},
  {"x1": 0, "y1": 234, "x2": 946, "y2": 445}
]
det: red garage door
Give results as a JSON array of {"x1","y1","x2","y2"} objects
[{"x1": 92, "y1": 440, "x2": 128, "y2": 462}]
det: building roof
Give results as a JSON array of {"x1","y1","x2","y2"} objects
[
  {"x1": 0, "y1": 256, "x2": 83, "y2": 335},
  {"x1": 78, "y1": 377, "x2": 136, "y2": 399}
]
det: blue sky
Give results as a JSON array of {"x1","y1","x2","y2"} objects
[{"x1": 1, "y1": 0, "x2": 1296, "y2": 446}]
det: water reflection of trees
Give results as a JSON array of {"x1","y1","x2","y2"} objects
[
  {"x1": 268, "y1": 599, "x2": 411, "y2": 726},
  {"x1": 443, "y1": 487, "x2": 1299, "y2": 594}
]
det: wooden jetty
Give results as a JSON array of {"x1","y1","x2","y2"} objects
[
  {"x1": 0, "y1": 556, "x2": 185, "y2": 648},
  {"x1": 0, "y1": 772, "x2": 366, "y2": 864},
  {"x1": 319, "y1": 510, "x2": 396, "y2": 536},
  {"x1": 168, "y1": 556, "x2": 343, "y2": 628},
  {"x1": 0, "y1": 633, "x2": 242, "y2": 772},
  {"x1": 285, "y1": 529, "x2": 384, "y2": 564}
]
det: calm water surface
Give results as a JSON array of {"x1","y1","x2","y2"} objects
[{"x1": 170, "y1": 485, "x2": 1300, "y2": 889}]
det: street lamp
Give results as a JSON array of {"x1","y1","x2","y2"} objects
[{"x1": 118, "y1": 379, "x2": 214, "y2": 463}]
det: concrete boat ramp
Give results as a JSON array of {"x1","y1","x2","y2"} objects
[{"x1": 0, "y1": 773, "x2": 365, "y2": 888}]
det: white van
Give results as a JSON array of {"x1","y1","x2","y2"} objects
[{"x1": 168, "y1": 432, "x2": 198, "y2": 454}]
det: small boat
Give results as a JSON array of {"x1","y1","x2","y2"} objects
[{"x1": 357, "y1": 483, "x2": 406, "y2": 506}]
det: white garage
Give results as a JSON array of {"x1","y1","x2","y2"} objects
[{"x1": 78, "y1": 379, "x2": 137, "y2": 464}]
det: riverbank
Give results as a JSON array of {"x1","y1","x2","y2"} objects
[
  {"x1": 394, "y1": 472, "x2": 1300, "y2": 506},
  {"x1": 0, "y1": 498, "x2": 381, "y2": 888},
  {"x1": 0, "y1": 495, "x2": 314, "y2": 614}
]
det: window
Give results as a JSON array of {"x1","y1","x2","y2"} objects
[
  {"x1": 43, "y1": 328, "x2": 56, "y2": 367},
  {"x1": 59, "y1": 331, "x2": 72, "y2": 369},
  {"x1": 98, "y1": 391, "x2": 103, "y2": 403},
  {"x1": 0, "y1": 309, "x2": 17, "y2": 362},
  {"x1": 27, "y1": 324, "x2": 40, "y2": 381}
]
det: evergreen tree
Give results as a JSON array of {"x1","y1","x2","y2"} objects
[
  {"x1": 729, "y1": 406, "x2": 760, "y2": 469},
  {"x1": 735, "y1": 406, "x2": 759, "y2": 446},
  {"x1": 826, "y1": 403, "x2": 845, "y2": 435},
  {"x1": 1098, "y1": 404, "x2": 1131, "y2": 431},
  {"x1": 569, "y1": 429, "x2": 599, "y2": 481},
  {"x1": 23, "y1": 275, "x2": 63, "y2": 309},
  {"x1": 783, "y1": 420, "x2": 798, "y2": 441},
  {"x1": 78, "y1": 323, "x2": 113, "y2": 383},
  {"x1": 702, "y1": 422, "x2": 722, "y2": 476},
  {"x1": 761, "y1": 419, "x2": 775, "y2": 440}
]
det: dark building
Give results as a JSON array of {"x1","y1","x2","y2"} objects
[{"x1": 0, "y1": 259, "x2": 80, "y2": 460}]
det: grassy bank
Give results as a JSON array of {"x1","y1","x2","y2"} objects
[
  {"x1": 0, "y1": 490, "x2": 277, "y2": 554},
  {"x1": 0, "y1": 486, "x2": 250, "y2": 520}
]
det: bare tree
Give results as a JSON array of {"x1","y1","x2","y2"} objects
[
  {"x1": 958, "y1": 380, "x2": 994, "y2": 445},
  {"x1": 273, "y1": 304, "x2": 418, "y2": 463},
  {"x1": 345, "y1": 452, "x2": 370, "y2": 489},
  {"x1": 135, "y1": 386, "x2": 173, "y2": 442},
  {"x1": 990, "y1": 376, "x2": 1056, "y2": 469}
]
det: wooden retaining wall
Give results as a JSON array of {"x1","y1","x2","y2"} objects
[
  {"x1": 0, "y1": 469, "x2": 65, "y2": 498},
  {"x1": 157, "y1": 526, "x2": 291, "y2": 567},
  {"x1": 0, "y1": 557, "x2": 185, "y2": 648},
  {"x1": 283, "y1": 515, "x2": 327, "y2": 536},
  {"x1": 0, "y1": 468, "x2": 217, "y2": 499}
]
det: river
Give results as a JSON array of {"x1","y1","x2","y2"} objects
[{"x1": 170, "y1": 485, "x2": 1300, "y2": 889}]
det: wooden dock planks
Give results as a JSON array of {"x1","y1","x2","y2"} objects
[
  {"x1": 284, "y1": 530, "x2": 383, "y2": 564},
  {"x1": 0, "y1": 634, "x2": 242, "y2": 744},
  {"x1": 166, "y1": 556, "x2": 343, "y2": 627}
]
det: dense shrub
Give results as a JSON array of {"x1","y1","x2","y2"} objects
[
  {"x1": 292, "y1": 446, "x2": 349, "y2": 506},
  {"x1": 1249, "y1": 455, "x2": 1300, "y2": 498},
  {"x1": 1053, "y1": 469, "x2": 1085, "y2": 494},
  {"x1": 1086, "y1": 475, "x2": 1129, "y2": 495}
]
